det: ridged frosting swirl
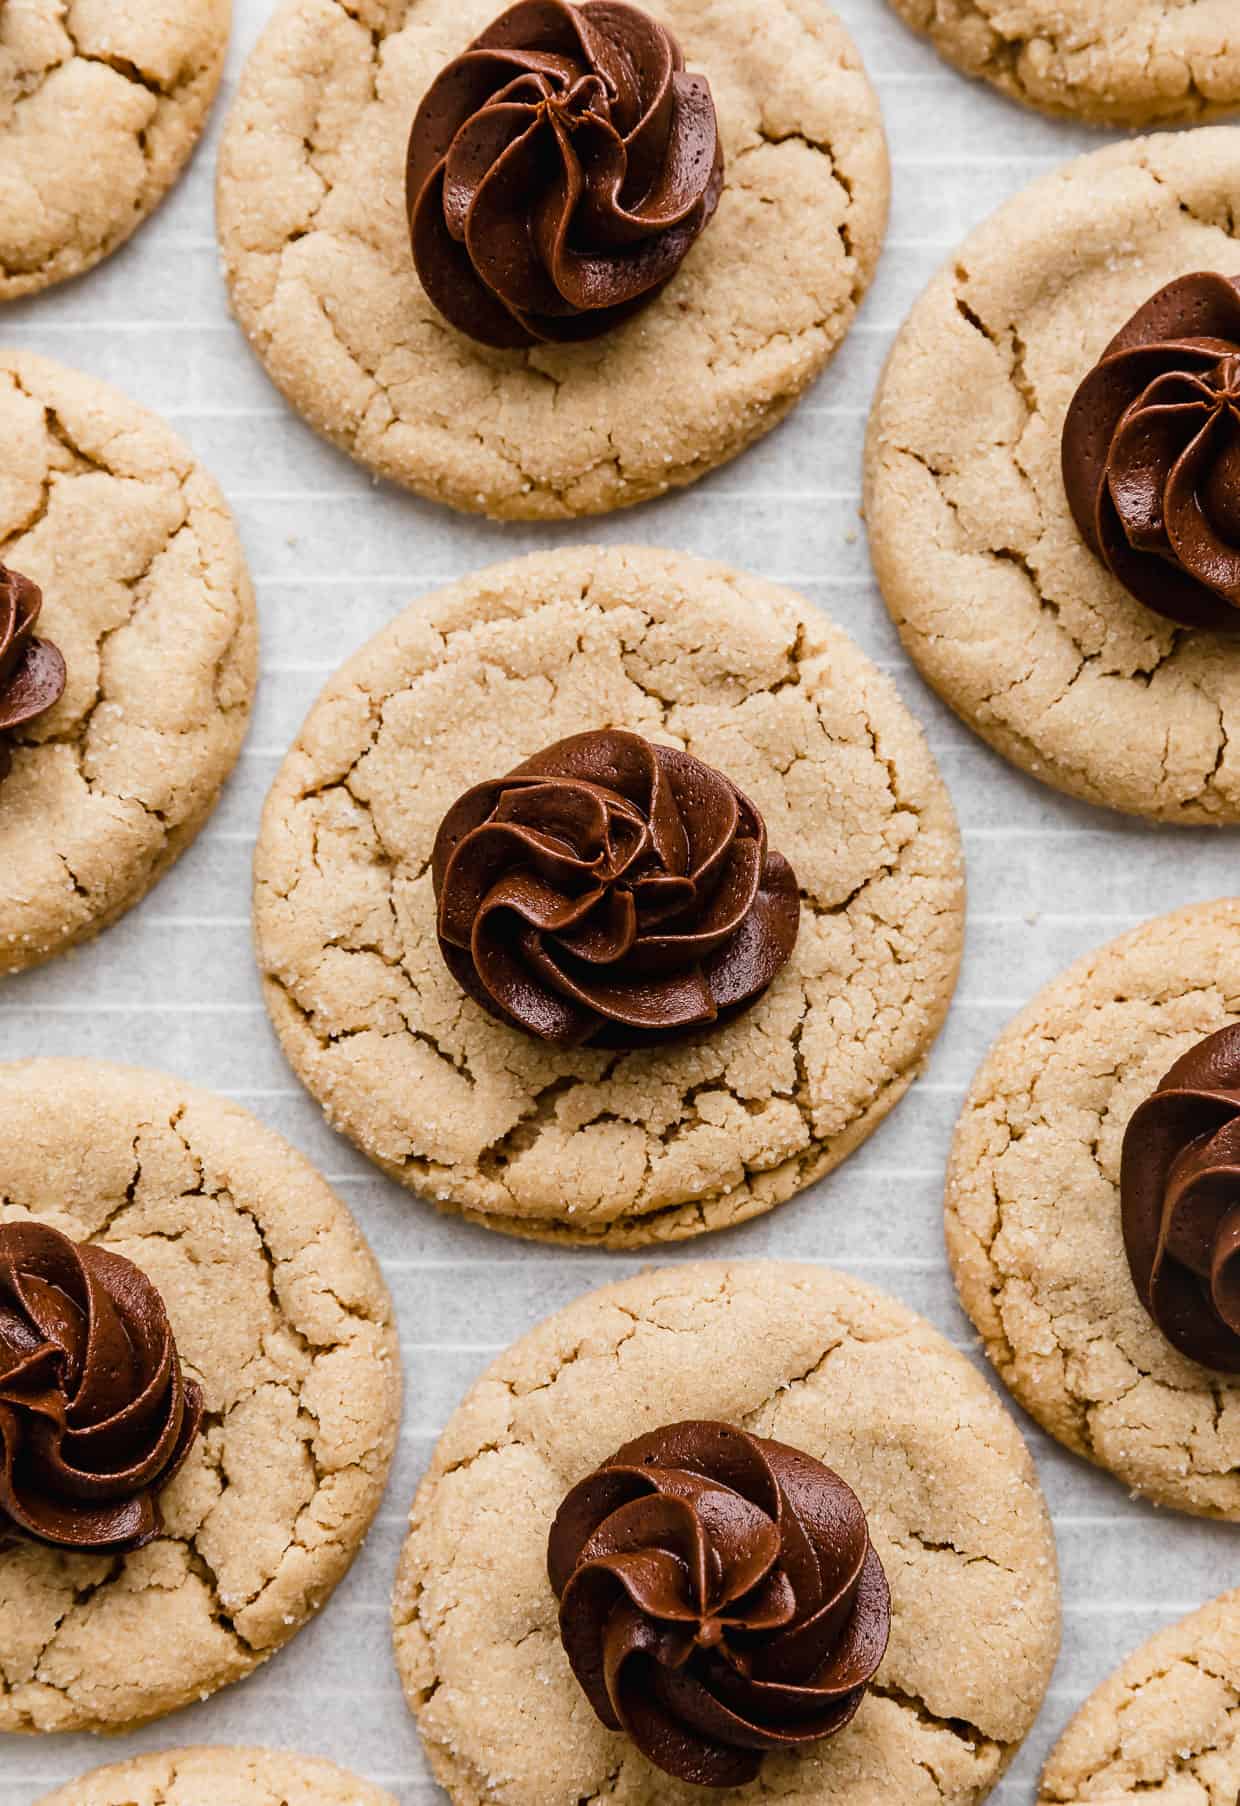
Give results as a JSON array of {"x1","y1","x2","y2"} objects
[
  {"x1": 0, "y1": 563, "x2": 66, "y2": 780},
  {"x1": 1121, "y1": 1024, "x2": 1240, "y2": 1373},
  {"x1": 0, "y1": 1222, "x2": 203, "y2": 1553},
  {"x1": 1062, "y1": 272, "x2": 1240, "y2": 632},
  {"x1": 431, "y1": 728, "x2": 800, "y2": 1047},
  {"x1": 547, "y1": 1420, "x2": 891, "y2": 1788},
  {"x1": 406, "y1": 0, "x2": 723, "y2": 348}
]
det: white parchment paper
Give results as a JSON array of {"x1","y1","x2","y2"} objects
[{"x1": 2, "y1": 1, "x2": 1237, "y2": 1799}]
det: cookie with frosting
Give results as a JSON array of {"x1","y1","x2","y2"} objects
[
  {"x1": 865, "y1": 128, "x2": 1240, "y2": 824},
  {"x1": 0, "y1": 351, "x2": 257, "y2": 977},
  {"x1": 947, "y1": 898, "x2": 1240, "y2": 1517},
  {"x1": 253, "y1": 546, "x2": 964, "y2": 1246},
  {"x1": 393, "y1": 1261, "x2": 1060, "y2": 1803},
  {"x1": 0, "y1": 1060, "x2": 400, "y2": 1734},
  {"x1": 217, "y1": 0, "x2": 889, "y2": 519}
]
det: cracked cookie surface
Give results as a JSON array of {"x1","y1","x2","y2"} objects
[
  {"x1": 0, "y1": 0, "x2": 230, "y2": 298},
  {"x1": 1038, "y1": 1589, "x2": 1240, "y2": 1803},
  {"x1": 253, "y1": 546, "x2": 965, "y2": 1247},
  {"x1": 0, "y1": 1059, "x2": 401, "y2": 1734},
  {"x1": 946, "y1": 900, "x2": 1240, "y2": 1519},
  {"x1": 886, "y1": 0, "x2": 1240, "y2": 128},
  {"x1": 392, "y1": 1260, "x2": 1061, "y2": 1806},
  {"x1": 36, "y1": 1745, "x2": 397, "y2": 1806},
  {"x1": 0, "y1": 351, "x2": 257, "y2": 976},
  {"x1": 863, "y1": 129, "x2": 1240, "y2": 825},
  {"x1": 215, "y1": 0, "x2": 888, "y2": 521}
]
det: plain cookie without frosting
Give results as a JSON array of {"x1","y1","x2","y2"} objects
[
  {"x1": 0, "y1": 350, "x2": 257, "y2": 976},
  {"x1": 864, "y1": 128, "x2": 1240, "y2": 826},
  {"x1": 0, "y1": 1060, "x2": 401, "y2": 1734},
  {"x1": 216, "y1": 0, "x2": 889, "y2": 520},
  {"x1": 946, "y1": 900, "x2": 1240, "y2": 1519},
  {"x1": 253, "y1": 546, "x2": 965, "y2": 1247},
  {"x1": 35, "y1": 1747, "x2": 396, "y2": 1806},
  {"x1": 393, "y1": 1260, "x2": 1061, "y2": 1806},
  {"x1": 885, "y1": 0, "x2": 1240, "y2": 128},
  {"x1": 0, "y1": 0, "x2": 230, "y2": 298},
  {"x1": 1038, "y1": 1590, "x2": 1240, "y2": 1803}
]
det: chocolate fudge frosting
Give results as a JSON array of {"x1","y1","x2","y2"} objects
[
  {"x1": 1063, "y1": 272, "x2": 1240, "y2": 632},
  {"x1": 407, "y1": 0, "x2": 723, "y2": 348},
  {"x1": 0, "y1": 564, "x2": 65, "y2": 779},
  {"x1": 1121, "y1": 1023, "x2": 1240, "y2": 1372},
  {"x1": 547, "y1": 1420, "x2": 891, "y2": 1788},
  {"x1": 431, "y1": 728, "x2": 800, "y2": 1047},
  {"x1": 0, "y1": 1222, "x2": 203, "y2": 1552}
]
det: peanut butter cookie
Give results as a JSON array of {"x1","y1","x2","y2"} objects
[
  {"x1": 216, "y1": 0, "x2": 888, "y2": 520},
  {"x1": 0, "y1": 1059, "x2": 401, "y2": 1733},
  {"x1": 253, "y1": 547, "x2": 965, "y2": 1246},
  {"x1": 0, "y1": 0, "x2": 230, "y2": 298},
  {"x1": 393, "y1": 1261, "x2": 1060, "y2": 1805}
]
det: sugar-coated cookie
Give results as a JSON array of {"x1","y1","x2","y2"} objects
[
  {"x1": 393, "y1": 1260, "x2": 1060, "y2": 1805},
  {"x1": 947, "y1": 900, "x2": 1240, "y2": 1518},
  {"x1": 35, "y1": 1747, "x2": 396, "y2": 1806},
  {"x1": 1038, "y1": 1590, "x2": 1240, "y2": 1803},
  {"x1": 0, "y1": 351, "x2": 257, "y2": 976},
  {"x1": 886, "y1": 0, "x2": 1240, "y2": 128},
  {"x1": 0, "y1": 1060, "x2": 401, "y2": 1733},
  {"x1": 216, "y1": 0, "x2": 889, "y2": 520},
  {"x1": 0, "y1": 0, "x2": 230, "y2": 298},
  {"x1": 865, "y1": 129, "x2": 1240, "y2": 824},
  {"x1": 253, "y1": 546, "x2": 965, "y2": 1246}
]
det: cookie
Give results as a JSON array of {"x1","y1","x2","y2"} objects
[
  {"x1": 1038, "y1": 1589, "x2": 1240, "y2": 1803},
  {"x1": 216, "y1": 0, "x2": 889, "y2": 520},
  {"x1": 946, "y1": 898, "x2": 1240, "y2": 1520},
  {"x1": 0, "y1": 350, "x2": 257, "y2": 977},
  {"x1": 392, "y1": 1260, "x2": 1061, "y2": 1805},
  {"x1": 0, "y1": 0, "x2": 230, "y2": 299},
  {"x1": 0, "y1": 1059, "x2": 401, "y2": 1734},
  {"x1": 863, "y1": 128, "x2": 1240, "y2": 825},
  {"x1": 35, "y1": 1748, "x2": 397, "y2": 1806},
  {"x1": 885, "y1": 0, "x2": 1240, "y2": 128},
  {"x1": 253, "y1": 546, "x2": 965, "y2": 1247}
]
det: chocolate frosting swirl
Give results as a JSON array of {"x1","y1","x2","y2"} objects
[
  {"x1": 407, "y1": 0, "x2": 723, "y2": 349},
  {"x1": 1062, "y1": 273, "x2": 1240, "y2": 632},
  {"x1": 0, "y1": 1222, "x2": 203, "y2": 1553},
  {"x1": 431, "y1": 728, "x2": 800, "y2": 1047},
  {"x1": 1121, "y1": 1025, "x2": 1240, "y2": 1373},
  {"x1": 548, "y1": 1420, "x2": 891, "y2": 1789},
  {"x1": 0, "y1": 564, "x2": 66, "y2": 780}
]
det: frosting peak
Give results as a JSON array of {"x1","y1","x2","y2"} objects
[
  {"x1": 407, "y1": 0, "x2": 723, "y2": 349},
  {"x1": 1062, "y1": 272, "x2": 1240, "y2": 632},
  {"x1": 431, "y1": 728, "x2": 800, "y2": 1047},
  {"x1": 548, "y1": 1420, "x2": 891, "y2": 1788},
  {"x1": 0, "y1": 564, "x2": 66, "y2": 779},
  {"x1": 1121, "y1": 1024, "x2": 1240, "y2": 1372},
  {"x1": 0, "y1": 1222, "x2": 203, "y2": 1553}
]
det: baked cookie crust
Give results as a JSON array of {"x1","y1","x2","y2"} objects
[
  {"x1": 864, "y1": 129, "x2": 1240, "y2": 825},
  {"x1": 35, "y1": 1747, "x2": 396, "y2": 1806},
  {"x1": 947, "y1": 900, "x2": 1240, "y2": 1519},
  {"x1": 253, "y1": 546, "x2": 965, "y2": 1246},
  {"x1": 393, "y1": 1260, "x2": 1061, "y2": 1806},
  {"x1": 886, "y1": 0, "x2": 1240, "y2": 128},
  {"x1": 0, "y1": 0, "x2": 230, "y2": 299},
  {"x1": 216, "y1": 0, "x2": 889, "y2": 520},
  {"x1": 1038, "y1": 1589, "x2": 1240, "y2": 1803},
  {"x1": 0, "y1": 1060, "x2": 401, "y2": 1734},
  {"x1": 0, "y1": 351, "x2": 257, "y2": 976}
]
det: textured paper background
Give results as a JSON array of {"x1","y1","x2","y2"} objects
[{"x1": 2, "y1": 1, "x2": 1237, "y2": 1799}]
